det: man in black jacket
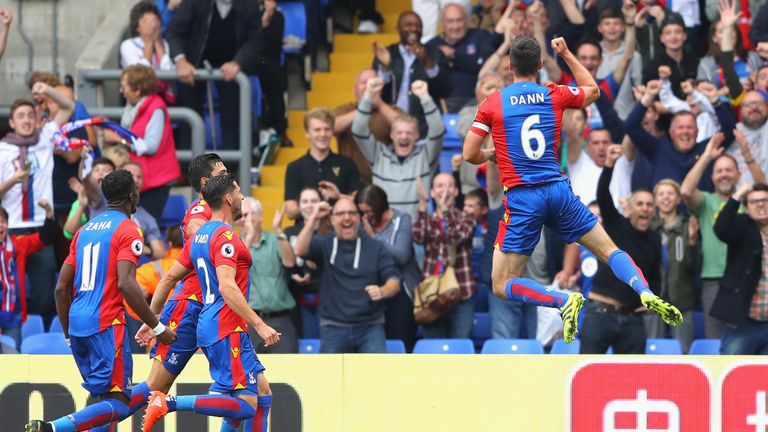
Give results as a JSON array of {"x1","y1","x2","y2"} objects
[
  {"x1": 167, "y1": 0, "x2": 283, "y2": 149},
  {"x1": 580, "y1": 144, "x2": 662, "y2": 354},
  {"x1": 712, "y1": 183, "x2": 768, "y2": 354},
  {"x1": 372, "y1": 10, "x2": 450, "y2": 138}
]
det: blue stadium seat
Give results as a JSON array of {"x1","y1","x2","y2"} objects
[
  {"x1": 442, "y1": 113, "x2": 462, "y2": 149},
  {"x1": 21, "y1": 333, "x2": 71, "y2": 354},
  {"x1": 472, "y1": 312, "x2": 491, "y2": 349},
  {"x1": 688, "y1": 339, "x2": 721, "y2": 355},
  {"x1": 481, "y1": 339, "x2": 544, "y2": 354},
  {"x1": 298, "y1": 338, "x2": 321, "y2": 354},
  {"x1": 49, "y1": 316, "x2": 63, "y2": 333},
  {"x1": 386, "y1": 339, "x2": 406, "y2": 353},
  {"x1": 550, "y1": 339, "x2": 580, "y2": 354},
  {"x1": 160, "y1": 195, "x2": 188, "y2": 230},
  {"x1": 21, "y1": 314, "x2": 45, "y2": 341},
  {"x1": 413, "y1": 338, "x2": 475, "y2": 354},
  {"x1": 645, "y1": 338, "x2": 683, "y2": 355},
  {"x1": 0, "y1": 334, "x2": 17, "y2": 351},
  {"x1": 280, "y1": 2, "x2": 311, "y2": 86}
]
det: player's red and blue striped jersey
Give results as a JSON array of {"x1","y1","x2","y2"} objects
[
  {"x1": 178, "y1": 220, "x2": 252, "y2": 347},
  {"x1": 64, "y1": 209, "x2": 144, "y2": 337},
  {"x1": 172, "y1": 198, "x2": 212, "y2": 303},
  {"x1": 470, "y1": 82, "x2": 585, "y2": 189}
]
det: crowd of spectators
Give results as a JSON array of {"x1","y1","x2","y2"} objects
[{"x1": 2, "y1": 0, "x2": 768, "y2": 356}]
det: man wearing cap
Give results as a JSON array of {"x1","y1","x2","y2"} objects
[{"x1": 642, "y1": 12, "x2": 698, "y2": 99}]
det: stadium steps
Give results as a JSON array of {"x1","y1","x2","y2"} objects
[{"x1": 252, "y1": 0, "x2": 410, "y2": 230}]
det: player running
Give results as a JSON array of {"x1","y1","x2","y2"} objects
[
  {"x1": 142, "y1": 174, "x2": 279, "y2": 432},
  {"x1": 134, "y1": 153, "x2": 228, "y2": 396},
  {"x1": 463, "y1": 35, "x2": 683, "y2": 343},
  {"x1": 26, "y1": 170, "x2": 177, "y2": 432}
]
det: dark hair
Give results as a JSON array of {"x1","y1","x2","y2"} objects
[
  {"x1": 188, "y1": 153, "x2": 224, "y2": 192},
  {"x1": 706, "y1": 18, "x2": 749, "y2": 64},
  {"x1": 10, "y1": 99, "x2": 35, "y2": 117},
  {"x1": 599, "y1": 8, "x2": 623, "y2": 22},
  {"x1": 355, "y1": 185, "x2": 390, "y2": 225},
  {"x1": 586, "y1": 200, "x2": 599, "y2": 208},
  {"x1": 202, "y1": 174, "x2": 237, "y2": 210},
  {"x1": 101, "y1": 169, "x2": 135, "y2": 203},
  {"x1": 588, "y1": 127, "x2": 611, "y2": 140},
  {"x1": 465, "y1": 188, "x2": 489, "y2": 209},
  {"x1": 129, "y1": 1, "x2": 162, "y2": 37},
  {"x1": 509, "y1": 35, "x2": 541, "y2": 77},
  {"x1": 93, "y1": 157, "x2": 117, "y2": 170},
  {"x1": 745, "y1": 183, "x2": 768, "y2": 205},
  {"x1": 0, "y1": 206, "x2": 8, "y2": 222},
  {"x1": 575, "y1": 38, "x2": 603, "y2": 59},
  {"x1": 166, "y1": 226, "x2": 183, "y2": 248}
]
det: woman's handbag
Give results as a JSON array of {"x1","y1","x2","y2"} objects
[{"x1": 413, "y1": 245, "x2": 461, "y2": 324}]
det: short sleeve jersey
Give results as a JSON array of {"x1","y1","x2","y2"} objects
[
  {"x1": 179, "y1": 221, "x2": 252, "y2": 347},
  {"x1": 172, "y1": 198, "x2": 212, "y2": 303},
  {"x1": 64, "y1": 209, "x2": 144, "y2": 337},
  {"x1": 470, "y1": 82, "x2": 585, "y2": 189}
]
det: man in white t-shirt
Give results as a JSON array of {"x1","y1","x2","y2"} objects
[
  {"x1": 567, "y1": 127, "x2": 633, "y2": 210},
  {"x1": 0, "y1": 82, "x2": 73, "y2": 325}
]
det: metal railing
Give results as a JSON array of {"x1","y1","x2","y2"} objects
[{"x1": 78, "y1": 69, "x2": 253, "y2": 191}]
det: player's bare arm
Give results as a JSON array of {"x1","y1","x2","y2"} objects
[
  {"x1": 215, "y1": 264, "x2": 281, "y2": 347},
  {"x1": 185, "y1": 218, "x2": 206, "y2": 238},
  {"x1": 463, "y1": 132, "x2": 495, "y2": 165},
  {"x1": 54, "y1": 263, "x2": 76, "y2": 339},
  {"x1": 118, "y1": 260, "x2": 177, "y2": 345},
  {"x1": 551, "y1": 37, "x2": 600, "y2": 106}
]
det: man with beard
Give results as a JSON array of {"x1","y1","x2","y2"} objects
[
  {"x1": 626, "y1": 80, "x2": 736, "y2": 190},
  {"x1": 293, "y1": 198, "x2": 400, "y2": 353},
  {"x1": 579, "y1": 145, "x2": 662, "y2": 354},
  {"x1": 681, "y1": 133, "x2": 741, "y2": 339},
  {"x1": 726, "y1": 91, "x2": 768, "y2": 185},
  {"x1": 352, "y1": 77, "x2": 444, "y2": 218},
  {"x1": 373, "y1": 10, "x2": 450, "y2": 137}
]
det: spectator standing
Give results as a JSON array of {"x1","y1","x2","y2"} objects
[
  {"x1": 256, "y1": 0, "x2": 289, "y2": 145},
  {"x1": 580, "y1": 146, "x2": 662, "y2": 354},
  {"x1": 154, "y1": 0, "x2": 183, "y2": 34},
  {"x1": 167, "y1": 0, "x2": 268, "y2": 150},
  {"x1": 681, "y1": 134, "x2": 757, "y2": 339},
  {"x1": 109, "y1": 65, "x2": 181, "y2": 222},
  {"x1": 642, "y1": 13, "x2": 698, "y2": 98},
  {"x1": 283, "y1": 109, "x2": 362, "y2": 220},
  {"x1": 0, "y1": 86, "x2": 74, "y2": 327},
  {"x1": 412, "y1": 0, "x2": 471, "y2": 43},
  {"x1": 567, "y1": 128, "x2": 633, "y2": 208},
  {"x1": 122, "y1": 161, "x2": 167, "y2": 260},
  {"x1": 712, "y1": 183, "x2": 768, "y2": 354},
  {"x1": 649, "y1": 179, "x2": 701, "y2": 353},
  {"x1": 596, "y1": 8, "x2": 644, "y2": 120},
  {"x1": 334, "y1": 69, "x2": 400, "y2": 185},
  {"x1": 352, "y1": 78, "x2": 444, "y2": 218},
  {"x1": 625, "y1": 80, "x2": 736, "y2": 190},
  {"x1": 356, "y1": 184, "x2": 421, "y2": 351},
  {"x1": 413, "y1": 173, "x2": 476, "y2": 339},
  {"x1": 373, "y1": 11, "x2": 450, "y2": 136},
  {"x1": 469, "y1": 0, "x2": 506, "y2": 32},
  {"x1": 293, "y1": 198, "x2": 400, "y2": 353},
  {"x1": 121, "y1": 2, "x2": 174, "y2": 71},
  {"x1": 242, "y1": 199, "x2": 298, "y2": 354},
  {"x1": 62, "y1": 158, "x2": 115, "y2": 240},
  {"x1": 425, "y1": 3, "x2": 497, "y2": 112},
  {"x1": 284, "y1": 187, "x2": 331, "y2": 338},
  {"x1": 728, "y1": 92, "x2": 768, "y2": 185},
  {"x1": 0, "y1": 201, "x2": 56, "y2": 349}
]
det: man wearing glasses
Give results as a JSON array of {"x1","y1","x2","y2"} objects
[
  {"x1": 711, "y1": 183, "x2": 768, "y2": 354},
  {"x1": 293, "y1": 197, "x2": 401, "y2": 353}
]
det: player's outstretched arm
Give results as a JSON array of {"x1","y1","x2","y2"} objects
[
  {"x1": 118, "y1": 260, "x2": 177, "y2": 345},
  {"x1": 551, "y1": 37, "x2": 600, "y2": 106},
  {"x1": 216, "y1": 265, "x2": 281, "y2": 347},
  {"x1": 54, "y1": 263, "x2": 76, "y2": 339}
]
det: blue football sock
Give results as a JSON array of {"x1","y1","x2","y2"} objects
[
  {"x1": 50, "y1": 398, "x2": 129, "y2": 432},
  {"x1": 221, "y1": 418, "x2": 241, "y2": 432},
  {"x1": 88, "y1": 422, "x2": 117, "y2": 432},
  {"x1": 168, "y1": 395, "x2": 256, "y2": 420},
  {"x1": 127, "y1": 381, "x2": 151, "y2": 415},
  {"x1": 504, "y1": 277, "x2": 569, "y2": 308},
  {"x1": 608, "y1": 250, "x2": 652, "y2": 296},
  {"x1": 243, "y1": 395, "x2": 272, "y2": 432}
]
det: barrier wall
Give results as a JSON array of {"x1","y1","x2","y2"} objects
[{"x1": 1, "y1": 354, "x2": 767, "y2": 431}]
